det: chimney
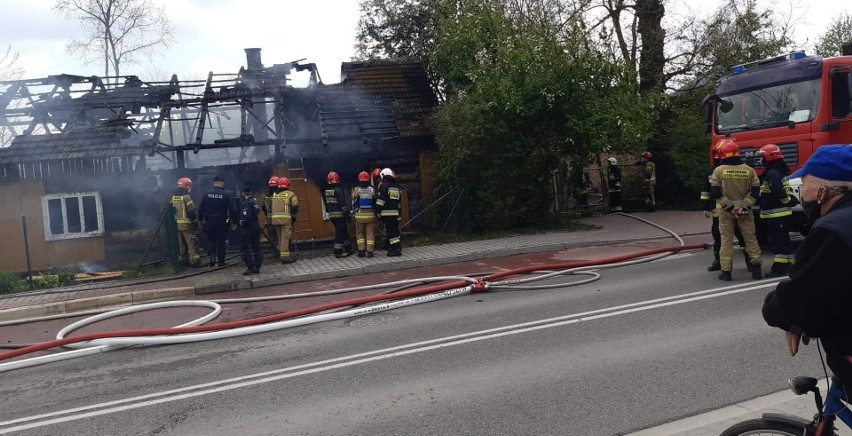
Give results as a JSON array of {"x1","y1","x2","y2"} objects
[{"x1": 245, "y1": 48, "x2": 263, "y2": 70}]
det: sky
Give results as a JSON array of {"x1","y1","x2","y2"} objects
[{"x1": 0, "y1": 0, "x2": 850, "y2": 87}]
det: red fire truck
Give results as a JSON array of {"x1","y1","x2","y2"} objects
[{"x1": 703, "y1": 45, "x2": 852, "y2": 233}]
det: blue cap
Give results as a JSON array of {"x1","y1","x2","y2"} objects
[
  {"x1": 213, "y1": 176, "x2": 225, "y2": 182},
  {"x1": 789, "y1": 145, "x2": 852, "y2": 181}
]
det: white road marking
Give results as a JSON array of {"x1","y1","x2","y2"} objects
[{"x1": 0, "y1": 279, "x2": 782, "y2": 434}]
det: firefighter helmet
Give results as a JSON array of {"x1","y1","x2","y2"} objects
[
  {"x1": 757, "y1": 143, "x2": 784, "y2": 162},
  {"x1": 718, "y1": 139, "x2": 740, "y2": 158},
  {"x1": 177, "y1": 177, "x2": 192, "y2": 189},
  {"x1": 642, "y1": 151, "x2": 652, "y2": 159},
  {"x1": 607, "y1": 157, "x2": 618, "y2": 165},
  {"x1": 358, "y1": 171, "x2": 370, "y2": 182},
  {"x1": 327, "y1": 171, "x2": 340, "y2": 184},
  {"x1": 278, "y1": 177, "x2": 291, "y2": 189},
  {"x1": 268, "y1": 176, "x2": 280, "y2": 187},
  {"x1": 373, "y1": 167, "x2": 382, "y2": 179},
  {"x1": 380, "y1": 168, "x2": 395, "y2": 179}
]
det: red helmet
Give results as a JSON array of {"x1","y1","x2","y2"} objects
[
  {"x1": 757, "y1": 143, "x2": 783, "y2": 162},
  {"x1": 358, "y1": 171, "x2": 370, "y2": 182},
  {"x1": 327, "y1": 171, "x2": 340, "y2": 184},
  {"x1": 177, "y1": 177, "x2": 192, "y2": 189},
  {"x1": 718, "y1": 139, "x2": 740, "y2": 158},
  {"x1": 372, "y1": 167, "x2": 382, "y2": 179},
  {"x1": 642, "y1": 151, "x2": 652, "y2": 159},
  {"x1": 278, "y1": 177, "x2": 291, "y2": 189},
  {"x1": 268, "y1": 176, "x2": 280, "y2": 187}
]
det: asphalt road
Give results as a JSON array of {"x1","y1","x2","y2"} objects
[{"x1": 0, "y1": 242, "x2": 827, "y2": 436}]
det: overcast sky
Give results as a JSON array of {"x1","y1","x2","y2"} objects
[{"x1": 1, "y1": 0, "x2": 850, "y2": 86}]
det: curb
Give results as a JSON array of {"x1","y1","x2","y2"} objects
[{"x1": 0, "y1": 231, "x2": 710, "y2": 323}]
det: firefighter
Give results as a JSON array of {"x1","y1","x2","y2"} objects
[
  {"x1": 238, "y1": 185, "x2": 262, "y2": 275},
  {"x1": 375, "y1": 167, "x2": 402, "y2": 257},
  {"x1": 262, "y1": 176, "x2": 280, "y2": 249},
  {"x1": 702, "y1": 142, "x2": 753, "y2": 272},
  {"x1": 642, "y1": 151, "x2": 656, "y2": 212},
  {"x1": 271, "y1": 177, "x2": 298, "y2": 263},
  {"x1": 198, "y1": 176, "x2": 238, "y2": 267},
  {"x1": 606, "y1": 157, "x2": 622, "y2": 212},
  {"x1": 756, "y1": 143, "x2": 797, "y2": 277},
  {"x1": 172, "y1": 177, "x2": 200, "y2": 267},
  {"x1": 324, "y1": 171, "x2": 353, "y2": 258},
  {"x1": 711, "y1": 139, "x2": 763, "y2": 281},
  {"x1": 352, "y1": 171, "x2": 377, "y2": 258}
]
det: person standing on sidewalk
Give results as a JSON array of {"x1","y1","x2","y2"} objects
[
  {"x1": 238, "y1": 185, "x2": 262, "y2": 275},
  {"x1": 702, "y1": 143, "x2": 753, "y2": 273},
  {"x1": 375, "y1": 167, "x2": 402, "y2": 257},
  {"x1": 271, "y1": 177, "x2": 298, "y2": 264},
  {"x1": 352, "y1": 171, "x2": 377, "y2": 258},
  {"x1": 606, "y1": 157, "x2": 622, "y2": 212},
  {"x1": 324, "y1": 171, "x2": 353, "y2": 258},
  {"x1": 710, "y1": 139, "x2": 762, "y2": 281},
  {"x1": 172, "y1": 177, "x2": 201, "y2": 267},
  {"x1": 762, "y1": 145, "x2": 852, "y2": 395},
  {"x1": 262, "y1": 176, "x2": 280, "y2": 250},
  {"x1": 642, "y1": 151, "x2": 656, "y2": 212},
  {"x1": 198, "y1": 175, "x2": 238, "y2": 267},
  {"x1": 756, "y1": 144, "x2": 797, "y2": 277}
]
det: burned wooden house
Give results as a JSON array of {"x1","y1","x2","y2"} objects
[{"x1": 0, "y1": 49, "x2": 438, "y2": 272}]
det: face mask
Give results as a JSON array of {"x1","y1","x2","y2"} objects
[{"x1": 801, "y1": 200, "x2": 821, "y2": 223}]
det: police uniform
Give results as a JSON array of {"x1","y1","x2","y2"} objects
[
  {"x1": 198, "y1": 178, "x2": 237, "y2": 266},
  {"x1": 607, "y1": 163, "x2": 622, "y2": 212},
  {"x1": 711, "y1": 158, "x2": 762, "y2": 279},
  {"x1": 324, "y1": 183, "x2": 352, "y2": 257},
  {"x1": 759, "y1": 161, "x2": 796, "y2": 277},
  {"x1": 376, "y1": 176, "x2": 402, "y2": 256},
  {"x1": 172, "y1": 187, "x2": 200, "y2": 266},
  {"x1": 239, "y1": 188, "x2": 262, "y2": 274},
  {"x1": 352, "y1": 183, "x2": 377, "y2": 257},
  {"x1": 271, "y1": 188, "x2": 298, "y2": 263}
]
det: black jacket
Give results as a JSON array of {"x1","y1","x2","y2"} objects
[
  {"x1": 239, "y1": 196, "x2": 260, "y2": 228},
  {"x1": 198, "y1": 187, "x2": 237, "y2": 224},
  {"x1": 758, "y1": 161, "x2": 796, "y2": 217}
]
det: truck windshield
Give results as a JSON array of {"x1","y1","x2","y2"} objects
[{"x1": 716, "y1": 79, "x2": 821, "y2": 133}]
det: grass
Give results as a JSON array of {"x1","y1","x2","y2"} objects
[{"x1": 123, "y1": 263, "x2": 179, "y2": 280}]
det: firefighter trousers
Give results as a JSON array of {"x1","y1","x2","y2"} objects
[
  {"x1": 178, "y1": 229, "x2": 200, "y2": 264},
  {"x1": 609, "y1": 189, "x2": 622, "y2": 212},
  {"x1": 719, "y1": 212, "x2": 761, "y2": 272},
  {"x1": 765, "y1": 216, "x2": 793, "y2": 272},
  {"x1": 645, "y1": 183, "x2": 656, "y2": 211},
  {"x1": 355, "y1": 221, "x2": 376, "y2": 252},
  {"x1": 711, "y1": 216, "x2": 751, "y2": 266},
  {"x1": 331, "y1": 218, "x2": 351, "y2": 255},
  {"x1": 382, "y1": 216, "x2": 401, "y2": 252},
  {"x1": 276, "y1": 224, "x2": 293, "y2": 261}
]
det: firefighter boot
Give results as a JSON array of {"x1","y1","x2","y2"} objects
[
  {"x1": 751, "y1": 264, "x2": 763, "y2": 280},
  {"x1": 707, "y1": 255, "x2": 721, "y2": 272},
  {"x1": 366, "y1": 251, "x2": 374, "y2": 258},
  {"x1": 764, "y1": 263, "x2": 789, "y2": 278},
  {"x1": 357, "y1": 250, "x2": 366, "y2": 258},
  {"x1": 334, "y1": 248, "x2": 348, "y2": 258},
  {"x1": 387, "y1": 246, "x2": 402, "y2": 257},
  {"x1": 718, "y1": 271, "x2": 732, "y2": 281}
]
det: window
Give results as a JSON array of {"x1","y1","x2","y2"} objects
[
  {"x1": 716, "y1": 79, "x2": 822, "y2": 133},
  {"x1": 830, "y1": 70, "x2": 852, "y2": 119},
  {"x1": 42, "y1": 192, "x2": 104, "y2": 240}
]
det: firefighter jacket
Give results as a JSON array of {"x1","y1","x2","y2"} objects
[
  {"x1": 239, "y1": 196, "x2": 260, "y2": 228},
  {"x1": 759, "y1": 163, "x2": 796, "y2": 219},
  {"x1": 352, "y1": 185, "x2": 377, "y2": 223},
  {"x1": 198, "y1": 187, "x2": 237, "y2": 225},
  {"x1": 607, "y1": 165, "x2": 622, "y2": 191},
  {"x1": 376, "y1": 179, "x2": 402, "y2": 218},
  {"x1": 700, "y1": 166, "x2": 720, "y2": 218},
  {"x1": 270, "y1": 189, "x2": 298, "y2": 225},
  {"x1": 710, "y1": 158, "x2": 760, "y2": 210},
  {"x1": 324, "y1": 185, "x2": 348, "y2": 220},
  {"x1": 172, "y1": 187, "x2": 197, "y2": 231},
  {"x1": 644, "y1": 161, "x2": 656, "y2": 185},
  {"x1": 263, "y1": 187, "x2": 279, "y2": 217}
]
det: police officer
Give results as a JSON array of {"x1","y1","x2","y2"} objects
[
  {"x1": 756, "y1": 143, "x2": 797, "y2": 277},
  {"x1": 324, "y1": 171, "x2": 353, "y2": 258},
  {"x1": 271, "y1": 177, "x2": 298, "y2": 263},
  {"x1": 606, "y1": 157, "x2": 622, "y2": 212},
  {"x1": 198, "y1": 175, "x2": 237, "y2": 267},
  {"x1": 262, "y1": 176, "x2": 280, "y2": 249},
  {"x1": 375, "y1": 167, "x2": 402, "y2": 257},
  {"x1": 642, "y1": 151, "x2": 656, "y2": 212},
  {"x1": 711, "y1": 139, "x2": 763, "y2": 281},
  {"x1": 702, "y1": 142, "x2": 753, "y2": 273},
  {"x1": 238, "y1": 185, "x2": 262, "y2": 275},
  {"x1": 352, "y1": 171, "x2": 377, "y2": 258},
  {"x1": 172, "y1": 177, "x2": 200, "y2": 267}
]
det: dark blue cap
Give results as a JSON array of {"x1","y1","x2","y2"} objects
[
  {"x1": 242, "y1": 185, "x2": 252, "y2": 193},
  {"x1": 214, "y1": 176, "x2": 225, "y2": 182},
  {"x1": 789, "y1": 145, "x2": 852, "y2": 181}
]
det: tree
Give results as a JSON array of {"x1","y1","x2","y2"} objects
[
  {"x1": 54, "y1": 0, "x2": 174, "y2": 78},
  {"x1": 0, "y1": 45, "x2": 24, "y2": 148},
  {"x1": 814, "y1": 13, "x2": 852, "y2": 57}
]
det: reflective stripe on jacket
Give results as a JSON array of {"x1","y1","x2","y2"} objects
[
  {"x1": 324, "y1": 186, "x2": 347, "y2": 220},
  {"x1": 377, "y1": 183, "x2": 402, "y2": 217},
  {"x1": 172, "y1": 194, "x2": 194, "y2": 230},
  {"x1": 352, "y1": 186, "x2": 377, "y2": 223},
  {"x1": 271, "y1": 190, "x2": 298, "y2": 225}
]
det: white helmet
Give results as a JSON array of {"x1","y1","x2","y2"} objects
[
  {"x1": 607, "y1": 157, "x2": 618, "y2": 165},
  {"x1": 380, "y1": 168, "x2": 395, "y2": 178}
]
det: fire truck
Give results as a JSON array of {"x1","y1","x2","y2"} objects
[{"x1": 703, "y1": 44, "x2": 852, "y2": 234}]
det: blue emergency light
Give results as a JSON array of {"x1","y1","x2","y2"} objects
[
  {"x1": 792, "y1": 50, "x2": 806, "y2": 59},
  {"x1": 732, "y1": 65, "x2": 746, "y2": 74}
]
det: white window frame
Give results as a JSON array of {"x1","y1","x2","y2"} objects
[{"x1": 41, "y1": 192, "x2": 105, "y2": 241}]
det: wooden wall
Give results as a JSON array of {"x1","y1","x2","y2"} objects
[{"x1": 0, "y1": 181, "x2": 105, "y2": 272}]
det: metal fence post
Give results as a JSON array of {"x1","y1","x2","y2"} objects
[
  {"x1": 21, "y1": 216, "x2": 33, "y2": 291},
  {"x1": 163, "y1": 204, "x2": 181, "y2": 271}
]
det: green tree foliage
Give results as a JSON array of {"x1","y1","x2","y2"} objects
[
  {"x1": 432, "y1": 1, "x2": 652, "y2": 231},
  {"x1": 814, "y1": 13, "x2": 852, "y2": 57}
]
